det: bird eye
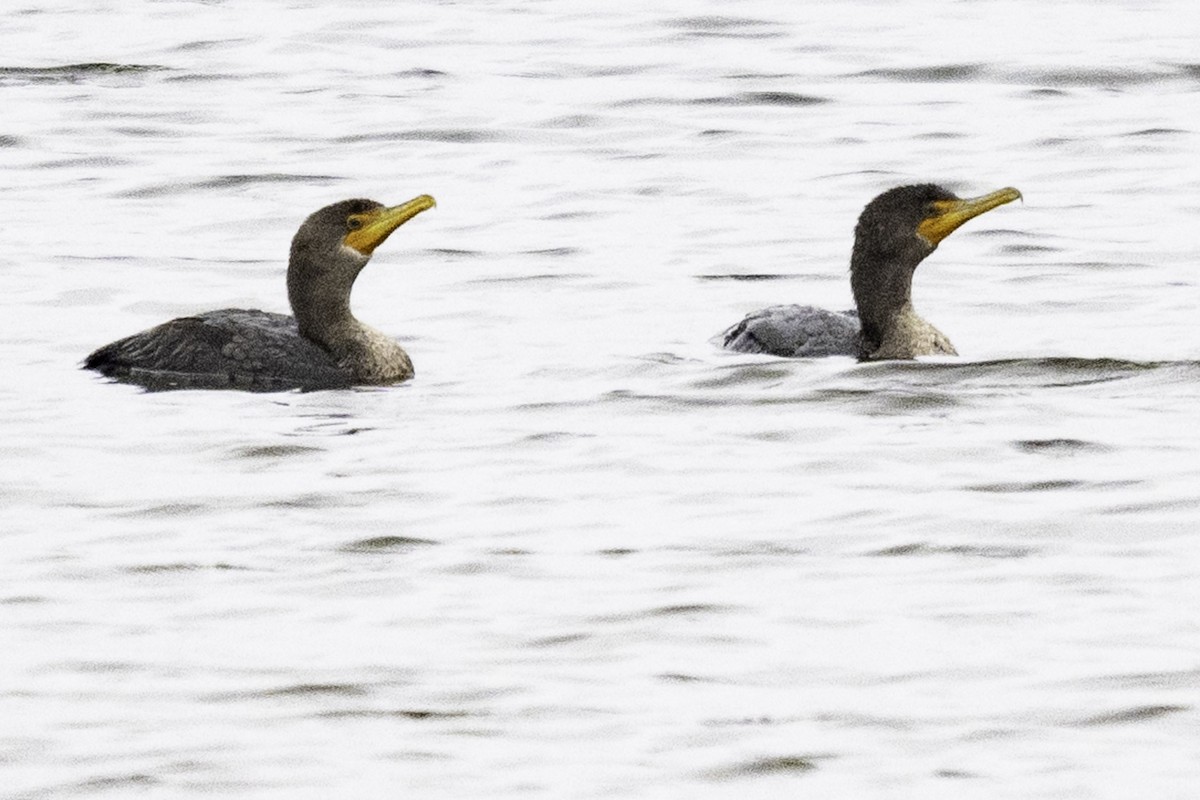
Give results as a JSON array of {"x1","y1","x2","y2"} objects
[{"x1": 347, "y1": 217, "x2": 364, "y2": 231}]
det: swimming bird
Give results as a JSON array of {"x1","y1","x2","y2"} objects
[
  {"x1": 720, "y1": 184, "x2": 1021, "y2": 360},
  {"x1": 85, "y1": 195, "x2": 436, "y2": 391}
]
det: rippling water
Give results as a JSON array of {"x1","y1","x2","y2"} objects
[{"x1": 3, "y1": 2, "x2": 1200, "y2": 798}]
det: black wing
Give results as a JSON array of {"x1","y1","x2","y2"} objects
[
  {"x1": 84, "y1": 309, "x2": 355, "y2": 391},
  {"x1": 720, "y1": 304, "x2": 861, "y2": 358}
]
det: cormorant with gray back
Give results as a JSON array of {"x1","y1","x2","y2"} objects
[
  {"x1": 85, "y1": 195, "x2": 436, "y2": 391},
  {"x1": 721, "y1": 184, "x2": 1021, "y2": 360}
]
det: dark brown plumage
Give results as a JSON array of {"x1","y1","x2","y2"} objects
[
  {"x1": 721, "y1": 184, "x2": 1020, "y2": 360},
  {"x1": 85, "y1": 195, "x2": 435, "y2": 391}
]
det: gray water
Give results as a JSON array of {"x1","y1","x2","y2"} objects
[{"x1": 3, "y1": 2, "x2": 1200, "y2": 798}]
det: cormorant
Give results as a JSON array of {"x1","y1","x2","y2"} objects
[
  {"x1": 85, "y1": 195, "x2": 436, "y2": 391},
  {"x1": 720, "y1": 184, "x2": 1021, "y2": 360}
]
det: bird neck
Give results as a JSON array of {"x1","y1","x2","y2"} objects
[
  {"x1": 287, "y1": 259, "x2": 365, "y2": 354},
  {"x1": 850, "y1": 250, "x2": 917, "y2": 351},
  {"x1": 287, "y1": 267, "x2": 411, "y2": 381}
]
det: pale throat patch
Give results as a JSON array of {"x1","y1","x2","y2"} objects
[{"x1": 340, "y1": 242, "x2": 371, "y2": 262}]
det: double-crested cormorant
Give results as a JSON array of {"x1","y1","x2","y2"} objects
[
  {"x1": 720, "y1": 184, "x2": 1021, "y2": 360},
  {"x1": 85, "y1": 195, "x2": 436, "y2": 391}
]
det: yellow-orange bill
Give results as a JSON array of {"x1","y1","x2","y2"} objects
[
  {"x1": 344, "y1": 194, "x2": 437, "y2": 255},
  {"x1": 917, "y1": 187, "x2": 1021, "y2": 246}
]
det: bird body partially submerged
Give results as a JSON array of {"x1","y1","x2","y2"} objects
[
  {"x1": 85, "y1": 309, "x2": 356, "y2": 391},
  {"x1": 720, "y1": 305, "x2": 860, "y2": 358},
  {"x1": 721, "y1": 184, "x2": 1020, "y2": 361},
  {"x1": 85, "y1": 195, "x2": 434, "y2": 392}
]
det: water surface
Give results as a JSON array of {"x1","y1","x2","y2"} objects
[{"x1": 3, "y1": 2, "x2": 1199, "y2": 798}]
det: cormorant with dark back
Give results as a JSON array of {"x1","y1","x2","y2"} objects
[
  {"x1": 85, "y1": 195, "x2": 436, "y2": 391},
  {"x1": 720, "y1": 184, "x2": 1021, "y2": 360}
]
